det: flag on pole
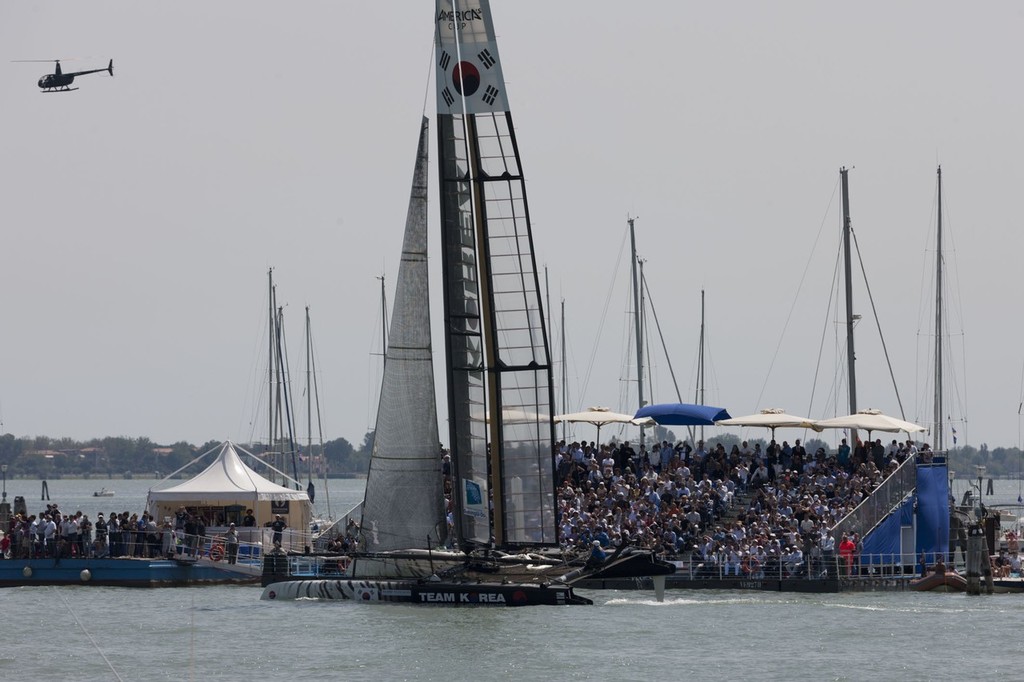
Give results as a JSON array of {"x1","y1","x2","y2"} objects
[{"x1": 950, "y1": 424, "x2": 958, "y2": 445}]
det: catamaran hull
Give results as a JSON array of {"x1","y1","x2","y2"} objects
[{"x1": 261, "y1": 578, "x2": 591, "y2": 606}]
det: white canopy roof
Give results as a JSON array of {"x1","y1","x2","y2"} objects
[
  {"x1": 148, "y1": 441, "x2": 309, "y2": 502},
  {"x1": 554, "y1": 407, "x2": 653, "y2": 427},
  {"x1": 814, "y1": 408, "x2": 926, "y2": 435},
  {"x1": 717, "y1": 408, "x2": 823, "y2": 432}
]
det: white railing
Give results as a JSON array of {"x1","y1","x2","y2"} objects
[{"x1": 667, "y1": 553, "x2": 840, "y2": 581}]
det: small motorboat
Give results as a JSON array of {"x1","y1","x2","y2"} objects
[
  {"x1": 93, "y1": 488, "x2": 115, "y2": 497},
  {"x1": 910, "y1": 569, "x2": 966, "y2": 592}
]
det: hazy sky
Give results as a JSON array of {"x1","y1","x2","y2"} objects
[{"x1": 2, "y1": 1, "x2": 1023, "y2": 451}]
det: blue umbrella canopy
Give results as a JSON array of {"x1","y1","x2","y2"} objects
[{"x1": 634, "y1": 403, "x2": 731, "y2": 426}]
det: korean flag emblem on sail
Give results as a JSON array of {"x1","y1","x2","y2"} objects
[
  {"x1": 435, "y1": 4, "x2": 508, "y2": 114},
  {"x1": 436, "y1": 41, "x2": 508, "y2": 114},
  {"x1": 355, "y1": 583, "x2": 379, "y2": 601}
]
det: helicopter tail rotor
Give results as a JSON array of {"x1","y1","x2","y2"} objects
[{"x1": 107, "y1": 59, "x2": 113, "y2": 77}]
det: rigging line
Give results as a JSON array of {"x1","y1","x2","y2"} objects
[
  {"x1": 807, "y1": 235, "x2": 845, "y2": 419},
  {"x1": 56, "y1": 587, "x2": 124, "y2": 682},
  {"x1": 640, "y1": 280, "x2": 654, "y2": 404},
  {"x1": 640, "y1": 274, "x2": 683, "y2": 402},
  {"x1": 943, "y1": 188, "x2": 970, "y2": 438},
  {"x1": 242, "y1": 297, "x2": 273, "y2": 444},
  {"x1": 756, "y1": 176, "x2": 841, "y2": 409},
  {"x1": 913, "y1": 182, "x2": 939, "y2": 340},
  {"x1": 190, "y1": 593, "x2": 196, "y2": 682},
  {"x1": 367, "y1": 274, "x2": 388, "y2": 432},
  {"x1": 276, "y1": 309, "x2": 300, "y2": 486},
  {"x1": 423, "y1": 32, "x2": 435, "y2": 118},
  {"x1": 641, "y1": 274, "x2": 693, "y2": 444},
  {"x1": 1019, "y1": 360, "x2": 1024, "y2": 497},
  {"x1": 579, "y1": 227, "x2": 629, "y2": 407},
  {"x1": 850, "y1": 228, "x2": 906, "y2": 419},
  {"x1": 310, "y1": 329, "x2": 331, "y2": 517},
  {"x1": 912, "y1": 181, "x2": 939, "y2": 425}
]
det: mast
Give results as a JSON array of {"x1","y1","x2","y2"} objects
[
  {"x1": 305, "y1": 306, "x2": 313, "y2": 497},
  {"x1": 561, "y1": 298, "x2": 567, "y2": 442},
  {"x1": 275, "y1": 305, "x2": 299, "y2": 487},
  {"x1": 267, "y1": 269, "x2": 275, "y2": 467},
  {"x1": 935, "y1": 165, "x2": 944, "y2": 450},
  {"x1": 437, "y1": 0, "x2": 557, "y2": 548},
  {"x1": 696, "y1": 289, "x2": 706, "y2": 443},
  {"x1": 628, "y1": 216, "x2": 645, "y2": 447},
  {"x1": 304, "y1": 306, "x2": 329, "y2": 514},
  {"x1": 841, "y1": 167, "x2": 859, "y2": 446},
  {"x1": 378, "y1": 275, "x2": 388, "y2": 359}
]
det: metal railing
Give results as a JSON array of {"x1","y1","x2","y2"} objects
[
  {"x1": 667, "y1": 553, "x2": 840, "y2": 581},
  {"x1": 16, "y1": 530, "x2": 263, "y2": 571},
  {"x1": 831, "y1": 455, "x2": 918, "y2": 541},
  {"x1": 169, "y1": 533, "x2": 264, "y2": 569},
  {"x1": 666, "y1": 551, "x2": 944, "y2": 583}
]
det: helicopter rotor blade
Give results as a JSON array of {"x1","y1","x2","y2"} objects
[{"x1": 11, "y1": 57, "x2": 100, "y2": 63}]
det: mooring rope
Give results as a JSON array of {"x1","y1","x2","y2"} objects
[{"x1": 56, "y1": 588, "x2": 124, "y2": 682}]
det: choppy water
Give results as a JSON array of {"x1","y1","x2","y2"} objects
[{"x1": 2, "y1": 477, "x2": 1022, "y2": 681}]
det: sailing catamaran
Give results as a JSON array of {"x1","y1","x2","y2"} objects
[{"x1": 262, "y1": 0, "x2": 671, "y2": 605}]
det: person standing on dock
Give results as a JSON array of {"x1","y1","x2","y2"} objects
[
  {"x1": 94, "y1": 514, "x2": 108, "y2": 558},
  {"x1": 111, "y1": 512, "x2": 124, "y2": 557},
  {"x1": 271, "y1": 515, "x2": 286, "y2": 547},
  {"x1": 161, "y1": 519, "x2": 174, "y2": 558},
  {"x1": 839, "y1": 534, "x2": 855, "y2": 577},
  {"x1": 225, "y1": 523, "x2": 239, "y2": 564},
  {"x1": 43, "y1": 514, "x2": 57, "y2": 557},
  {"x1": 183, "y1": 514, "x2": 198, "y2": 557},
  {"x1": 78, "y1": 514, "x2": 91, "y2": 558}
]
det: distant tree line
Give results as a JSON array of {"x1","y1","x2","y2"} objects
[
  {"x1": 1, "y1": 428, "x2": 1020, "y2": 480},
  {"x1": 0, "y1": 431, "x2": 375, "y2": 479}
]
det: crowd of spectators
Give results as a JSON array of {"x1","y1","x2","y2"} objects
[
  {"x1": 1, "y1": 504, "x2": 229, "y2": 560},
  {"x1": 551, "y1": 435, "x2": 924, "y2": 578}
]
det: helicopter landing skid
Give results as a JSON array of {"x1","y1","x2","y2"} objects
[{"x1": 41, "y1": 87, "x2": 79, "y2": 93}]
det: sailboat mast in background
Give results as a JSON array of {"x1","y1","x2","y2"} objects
[
  {"x1": 840, "y1": 168, "x2": 859, "y2": 447},
  {"x1": 628, "y1": 216, "x2": 645, "y2": 447},
  {"x1": 934, "y1": 165, "x2": 944, "y2": 451},
  {"x1": 696, "y1": 289, "x2": 706, "y2": 443}
]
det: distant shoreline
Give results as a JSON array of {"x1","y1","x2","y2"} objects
[{"x1": 4, "y1": 473, "x2": 367, "y2": 481}]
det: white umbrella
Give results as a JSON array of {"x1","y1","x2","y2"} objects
[
  {"x1": 716, "y1": 408, "x2": 823, "y2": 440},
  {"x1": 470, "y1": 407, "x2": 550, "y2": 424},
  {"x1": 814, "y1": 408, "x2": 926, "y2": 440},
  {"x1": 554, "y1": 407, "x2": 654, "y2": 444}
]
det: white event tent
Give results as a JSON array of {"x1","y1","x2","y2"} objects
[{"x1": 146, "y1": 441, "x2": 311, "y2": 550}]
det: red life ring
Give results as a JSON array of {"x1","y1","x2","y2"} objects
[{"x1": 209, "y1": 543, "x2": 225, "y2": 562}]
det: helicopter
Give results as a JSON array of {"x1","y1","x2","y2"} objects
[{"x1": 14, "y1": 59, "x2": 113, "y2": 92}]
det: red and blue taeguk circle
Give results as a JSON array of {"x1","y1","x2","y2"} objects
[{"x1": 452, "y1": 61, "x2": 480, "y2": 96}]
